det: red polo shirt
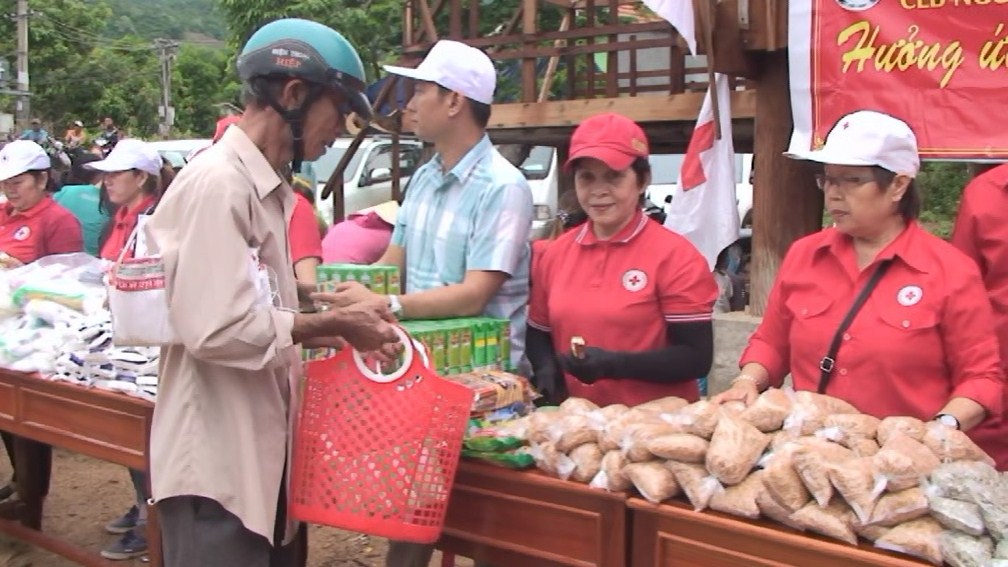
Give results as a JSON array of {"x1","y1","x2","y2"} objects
[
  {"x1": 741, "y1": 222, "x2": 1004, "y2": 438},
  {"x1": 951, "y1": 162, "x2": 1008, "y2": 470},
  {"x1": 289, "y1": 192, "x2": 323, "y2": 264},
  {"x1": 100, "y1": 195, "x2": 157, "y2": 261},
  {"x1": 529, "y1": 212, "x2": 718, "y2": 406},
  {"x1": 0, "y1": 196, "x2": 83, "y2": 264}
]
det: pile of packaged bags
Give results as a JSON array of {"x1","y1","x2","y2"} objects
[
  {"x1": 0, "y1": 253, "x2": 158, "y2": 401},
  {"x1": 514, "y1": 390, "x2": 1004, "y2": 566}
]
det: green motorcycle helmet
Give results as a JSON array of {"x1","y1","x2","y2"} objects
[{"x1": 237, "y1": 18, "x2": 372, "y2": 120}]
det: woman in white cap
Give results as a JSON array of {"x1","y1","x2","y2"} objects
[
  {"x1": 714, "y1": 110, "x2": 1006, "y2": 468},
  {"x1": 0, "y1": 139, "x2": 82, "y2": 502},
  {"x1": 0, "y1": 140, "x2": 83, "y2": 268},
  {"x1": 86, "y1": 138, "x2": 175, "y2": 263},
  {"x1": 84, "y1": 138, "x2": 173, "y2": 561}
]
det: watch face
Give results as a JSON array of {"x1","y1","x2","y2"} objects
[{"x1": 937, "y1": 414, "x2": 959, "y2": 429}]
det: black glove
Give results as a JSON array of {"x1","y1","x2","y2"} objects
[
  {"x1": 531, "y1": 365, "x2": 568, "y2": 406},
  {"x1": 560, "y1": 347, "x2": 622, "y2": 385}
]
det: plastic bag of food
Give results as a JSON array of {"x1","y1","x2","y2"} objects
[
  {"x1": 789, "y1": 500, "x2": 858, "y2": 545},
  {"x1": 854, "y1": 521, "x2": 890, "y2": 542},
  {"x1": 662, "y1": 400, "x2": 721, "y2": 439},
  {"x1": 940, "y1": 531, "x2": 993, "y2": 567},
  {"x1": 529, "y1": 442, "x2": 576, "y2": 480},
  {"x1": 594, "y1": 450, "x2": 632, "y2": 492},
  {"x1": 461, "y1": 448, "x2": 536, "y2": 469},
  {"x1": 624, "y1": 462, "x2": 680, "y2": 504},
  {"x1": 568, "y1": 443, "x2": 604, "y2": 483},
  {"x1": 782, "y1": 396, "x2": 828, "y2": 437},
  {"x1": 667, "y1": 461, "x2": 722, "y2": 512},
  {"x1": 873, "y1": 517, "x2": 943, "y2": 566},
  {"x1": 829, "y1": 457, "x2": 879, "y2": 524},
  {"x1": 634, "y1": 396, "x2": 689, "y2": 414},
  {"x1": 922, "y1": 422, "x2": 996, "y2": 466},
  {"x1": 929, "y1": 460, "x2": 1001, "y2": 502},
  {"x1": 848, "y1": 437, "x2": 880, "y2": 458},
  {"x1": 876, "y1": 416, "x2": 926, "y2": 446},
  {"x1": 646, "y1": 434, "x2": 709, "y2": 463},
  {"x1": 528, "y1": 409, "x2": 565, "y2": 444},
  {"x1": 739, "y1": 388, "x2": 794, "y2": 432},
  {"x1": 872, "y1": 433, "x2": 940, "y2": 495},
  {"x1": 996, "y1": 538, "x2": 1008, "y2": 559},
  {"x1": 756, "y1": 489, "x2": 804, "y2": 530},
  {"x1": 868, "y1": 487, "x2": 929, "y2": 527},
  {"x1": 928, "y1": 495, "x2": 986, "y2": 537},
  {"x1": 817, "y1": 414, "x2": 881, "y2": 447},
  {"x1": 975, "y1": 490, "x2": 1008, "y2": 542},
  {"x1": 549, "y1": 414, "x2": 599, "y2": 452},
  {"x1": 793, "y1": 440, "x2": 853, "y2": 507},
  {"x1": 560, "y1": 397, "x2": 600, "y2": 415},
  {"x1": 804, "y1": 391, "x2": 859, "y2": 415},
  {"x1": 706, "y1": 412, "x2": 771, "y2": 486},
  {"x1": 598, "y1": 404, "x2": 630, "y2": 420},
  {"x1": 721, "y1": 400, "x2": 747, "y2": 416},
  {"x1": 762, "y1": 445, "x2": 811, "y2": 512},
  {"x1": 621, "y1": 422, "x2": 684, "y2": 462},
  {"x1": 708, "y1": 470, "x2": 764, "y2": 520}
]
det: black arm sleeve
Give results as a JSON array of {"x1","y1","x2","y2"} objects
[
  {"x1": 610, "y1": 320, "x2": 713, "y2": 383},
  {"x1": 525, "y1": 325, "x2": 561, "y2": 377}
]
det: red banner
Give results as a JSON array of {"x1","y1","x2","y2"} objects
[{"x1": 789, "y1": 0, "x2": 1008, "y2": 159}]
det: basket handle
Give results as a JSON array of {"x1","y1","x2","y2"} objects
[{"x1": 352, "y1": 325, "x2": 417, "y2": 384}]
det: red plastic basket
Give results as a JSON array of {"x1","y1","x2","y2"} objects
[{"x1": 291, "y1": 327, "x2": 474, "y2": 543}]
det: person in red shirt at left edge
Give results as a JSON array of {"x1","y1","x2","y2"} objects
[
  {"x1": 526, "y1": 113, "x2": 718, "y2": 406},
  {"x1": 950, "y1": 161, "x2": 1008, "y2": 470},
  {"x1": 715, "y1": 110, "x2": 1006, "y2": 469},
  {"x1": 0, "y1": 140, "x2": 83, "y2": 268}
]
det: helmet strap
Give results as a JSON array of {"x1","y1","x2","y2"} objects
[{"x1": 262, "y1": 81, "x2": 325, "y2": 173}]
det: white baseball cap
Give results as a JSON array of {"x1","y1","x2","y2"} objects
[
  {"x1": 383, "y1": 40, "x2": 496, "y2": 105},
  {"x1": 85, "y1": 139, "x2": 163, "y2": 176},
  {"x1": 786, "y1": 110, "x2": 921, "y2": 177},
  {"x1": 0, "y1": 140, "x2": 52, "y2": 183}
]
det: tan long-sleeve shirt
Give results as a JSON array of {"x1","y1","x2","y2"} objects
[{"x1": 145, "y1": 125, "x2": 300, "y2": 544}]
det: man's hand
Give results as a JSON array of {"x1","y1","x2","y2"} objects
[
  {"x1": 311, "y1": 281, "x2": 384, "y2": 312},
  {"x1": 323, "y1": 295, "x2": 400, "y2": 353}
]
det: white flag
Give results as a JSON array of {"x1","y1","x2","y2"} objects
[
  {"x1": 641, "y1": 0, "x2": 697, "y2": 55},
  {"x1": 663, "y1": 73, "x2": 739, "y2": 271}
]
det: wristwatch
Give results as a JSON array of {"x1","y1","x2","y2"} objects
[
  {"x1": 388, "y1": 295, "x2": 404, "y2": 317},
  {"x1": 935, "y1": 413, "x2": 961, "y2": 430}
]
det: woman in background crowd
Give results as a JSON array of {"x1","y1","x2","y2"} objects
[{"x1": 54, "y1": 153, "x2": 109, "y2": 256}]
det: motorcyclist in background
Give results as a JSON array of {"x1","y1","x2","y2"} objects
[
  {"x1": 95, "y1": 117, "x2": 120, "y2": 158},
  {"x1": 19, "y1": 119, "x2": 49, "y2": 144}
]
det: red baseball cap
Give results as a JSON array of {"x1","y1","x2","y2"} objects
[{"x1": 565, "y1": 113, "x2": 650, "y2": 171}]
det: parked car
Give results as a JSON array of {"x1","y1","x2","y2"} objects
[
  {"x1": 310, "y1": 137, "x2": 424, "y2": 225},
  {"x1": 514, "y1": 146, "x2": 559, "y2": 240},
  {"x1": 646, "y1": 153, "x2": 754, "y2": 238}
]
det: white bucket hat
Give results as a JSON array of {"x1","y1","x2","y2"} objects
[
  {"x1": 384, "y1": 40, "x2": 496, "y2": 105},
  {"x1": 85, "y1": 139, "x2": 163, "y2": 176},
  {"x1": 0, "y1": 140, "x2": 52, "y2": 183},
  {"x1": 786, "y1": 110, "x2": 921, "y2": 178}
]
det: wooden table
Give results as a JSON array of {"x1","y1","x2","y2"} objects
[
  {"x1": 628, "y1": 498, "x2": 931, "y2": 567},
  {"x1": 438, "y1": 461, "x2": 629, "y2": 567},
  {"x1": 0, "y1": 369, "x2": 161, "y2": 567}
]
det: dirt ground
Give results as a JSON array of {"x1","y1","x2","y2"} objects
[{"x1": 0, "y1": 448, "x2": 470, "y2": 567}]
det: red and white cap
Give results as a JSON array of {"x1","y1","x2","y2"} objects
[
  {"x1": 566, "y1": 113, "x2": 650, "y2": 171},
  {"x1": 85, "y1": 139, "x2": 163, "y2": 176},
  {"x1": 0, "y1": 140, "x2": 51, "y2": 183},
  {"x1": 384, "y1": 40, "x2": 496, "y2": 105},
  {"x1": 786, "y1": 110, "x2": 920, "y2": 177}
]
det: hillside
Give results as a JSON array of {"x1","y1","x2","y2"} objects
[{"x1": 99, "y1": 0, "x2": 226, "y2": 41}]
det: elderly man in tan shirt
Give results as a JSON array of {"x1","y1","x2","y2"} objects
[{"x1": 144, "y1": 19, "x2": 394, "y2": 567}]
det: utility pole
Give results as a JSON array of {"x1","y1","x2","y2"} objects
[
  {"x1": 15, "y1": 0, "x2": 30, "y2": 127},
  {"x1": 154, "y1": 38, "x2": 179, "y2": 137}
]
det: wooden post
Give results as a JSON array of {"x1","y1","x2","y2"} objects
[
  {"x1": 449, "y1": 0, "x2": 463, "y2": 38},
  {"x1": 749, "y1": 50, "x2": 822, "y2": 316},
  {"x1": 522, "y1": 0, "x2": 538, "y2": 102}
]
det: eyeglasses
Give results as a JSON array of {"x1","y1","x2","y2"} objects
[{"x1": 815, "y1": 173, "x2": 876, "y2": 192}]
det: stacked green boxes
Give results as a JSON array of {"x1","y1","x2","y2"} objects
[
  {"x1": 401, "y1": 318, "x2": 512, "y2": 376},
  {"x1": 315, "y1": 264, "x2": 400, "y2": 294}
]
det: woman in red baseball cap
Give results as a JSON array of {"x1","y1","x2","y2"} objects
[{"x1": 526, "y1": 113, "x2": 718, "y2": 406}]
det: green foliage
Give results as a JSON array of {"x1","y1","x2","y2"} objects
[
  {"x1": 100, "y1": 0, "x2": 227, "y2": 40},
  {"x1": 0, "y1": 0, "x2": 235, "y2": 138}
]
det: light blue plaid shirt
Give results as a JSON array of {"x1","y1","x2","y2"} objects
[{"x1": 392, "y1": 135, "x2": 533, "y2": 371}]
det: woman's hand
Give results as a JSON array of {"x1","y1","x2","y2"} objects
[{"x1": 711, "y1": 378, "x2": 760, "y2": 406}]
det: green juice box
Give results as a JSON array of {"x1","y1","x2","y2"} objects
[
  {"x1": 470, "y1": 319, "x2": 488, "y2": 369},
  {"x1": 370, "y1": 266, "x2": 388, "y2": 295},
  {"x1": 496, "y1": 319, "x2": 511, "y2": 371},
  {"x1": 382, "y1": 265, "x2": 401, "y2": 295},
  {"x1": 459, "y1": 322, "x2": 473, "y2": 373},
  {"x1": 431, "y1": 328, "x2": 447, "y2": 374},
  {"x1": 481, "y1": 319, "x2": 500, "y2": 370},
  {"x1": 443, "y1": 321, "x2": 463, "y2": 375}
]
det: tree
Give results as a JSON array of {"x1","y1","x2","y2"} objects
[{"x1": 172, "y1": 44, "x2": 241, "y2": 135}]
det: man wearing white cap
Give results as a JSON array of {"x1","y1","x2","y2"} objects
[{"x1": 370, "y1": 39, "x2": 532, "y2": 567}]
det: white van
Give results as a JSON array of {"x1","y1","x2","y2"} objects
[
  {"x1": 310, "y1": 137, "x2": 424, "y2": 224},
  {"x1": 515, "y1": 146, "x2": 559, "y2": 240},
  {"x1": 646, "y1": 153, "x2": 754, "y2": 238}
]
